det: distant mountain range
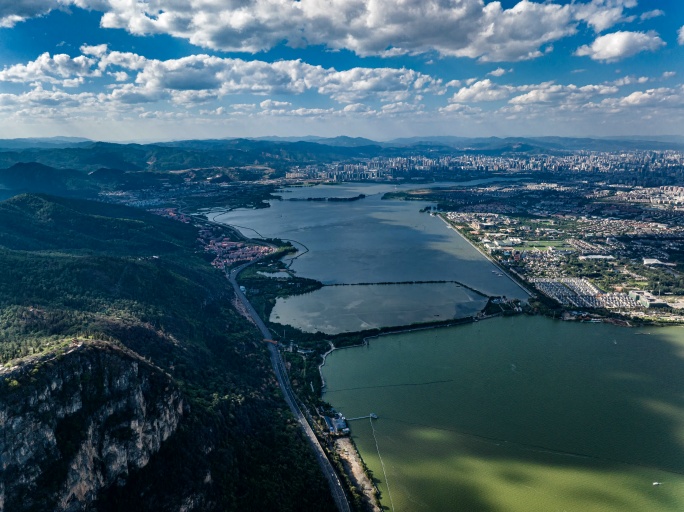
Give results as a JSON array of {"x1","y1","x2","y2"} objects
[
  {"x1": 379, "y1": 135, "x2": 684, "y2": 151},
  {"x1": 0, "y1": 135, "x2": 682, "y2": 177},
  {"x1": 245, "y1": 134, "x2": 684, "y2": 150},
  {"x1": 0, "y1": 137, "x2": 92, "y2": 150},
  {"x1": 2, "y1": 134, "x2": 683, "y2": 151}
]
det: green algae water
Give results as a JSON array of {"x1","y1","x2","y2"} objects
[{"x1": 322, "y1": 316, "x2": 684, "y2": 511}]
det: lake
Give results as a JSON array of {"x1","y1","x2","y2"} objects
[
  {"x1": 212, "y1": 182, "x2": 684, "y2": 510},
  {"x1": 321, "y1": 316, "x2": 684, "y2": 512},
  {"x1": 213, "y1": 182, "x2": 528, "y2": 332},
  {"x1": 271, "y1": 282, "x2": 488, "y2": 334}
]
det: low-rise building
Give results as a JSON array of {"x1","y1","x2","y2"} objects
[
  {"x1": 629, "y1": 290, "x2": 668, "y2": 308},
  {"x1": 324, "y1": 414, "x2": 350, "y2": 435}
]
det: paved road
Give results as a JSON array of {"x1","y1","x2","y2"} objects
[{"x1": 228, "y1": 264, "x2": 351, "y2": 512}]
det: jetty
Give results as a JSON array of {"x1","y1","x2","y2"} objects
[{"x1": 346, "y1": 413, "x2": 379, "y2": 421}]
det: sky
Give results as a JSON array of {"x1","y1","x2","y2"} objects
[{"x1": 0, "y1": 0, "x2": 683, "y2": 141}]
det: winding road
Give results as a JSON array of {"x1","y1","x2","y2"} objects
[{"x1": 228, "y1": 263, "x2": 351, "y2": 512}]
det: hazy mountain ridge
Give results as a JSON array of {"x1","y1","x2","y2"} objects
[
  {"x1": 385, "y1": 135, "x2": 684, "y2": 151},
  {"x1": 0, "y1": 136, "x2": 680, "y2": 176},
  {"x1": 0, "y1": 137, "x2": 91, "y2": 150}
]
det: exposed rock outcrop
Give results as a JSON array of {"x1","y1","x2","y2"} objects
[{"x1": 0, "y1": 341, "x2": 184, "y2": 512}]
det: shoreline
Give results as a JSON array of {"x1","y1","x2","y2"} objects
[
  {"x1": 334, "y1": 437, "x2": 381, "y2": 512},
  {"x1": 437, "y1": 214, "x2": 535, "y2": 298},
  {"x1": 318, "y1": 341, "x2": 337, "y2": 391}
]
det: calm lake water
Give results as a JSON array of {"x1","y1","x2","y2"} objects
[
  {"x1": 271, "y1": 283, "x2": 488, "y2": 334},
  {"x1": 213, "y1": 182, "x2": 528, "y2": 332},
  {"x1": 322, "y1": 316, "x2": 684, "y2": 512}
]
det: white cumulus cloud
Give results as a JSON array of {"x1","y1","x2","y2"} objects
[
  {"x1": 572, "y1": 0, "x2": 637, "y2": 33},
  {"x1": 0, "y1": 46, "x2": 443, "y2": 106},
  {"x1": 640, "y1": 9, "x2": 664, "y2": 21},
  {"x1": 260, "y1": 99, "x2": 292, "y2": 109},
  {"x1": 3, "y1": 0, "x2": 669, "y2": 63},
  {"x1": 99, "y1": 0, "x2": 575, "y2": 61},
  {"x1": 509, "y1": 82, "x2": 618, "y2": 105},
  {"x1": 343, "y1": 103, "x2": 372, "y2": 113},
  {"x1": 611, "y1": 75, "x2": 649, "y2": 86},
  {"x1": 0, "y1": 52, "x2": 99, "y2": 85},
  {"x1": 450, "y1": 79, "x2": 514, "y2": 103},
  {"x1": 0, "y1": 0, "x2": 67, "y2": 28},
  {"x1": 575, "y1": 30, "x2": 665, "y2": 62},
  {"x1": 617, "y1": 87, "x2": 682, "y2": 107},
  {"x1": 488, "y1": 68, "x2": 509, "y2": 77},
  {"x1": 0, "y1": 0, "x2": 589, "y2": 62}
]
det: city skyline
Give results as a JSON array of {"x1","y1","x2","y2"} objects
[{"x1": 0, "y1": 0, "x2": 683, "y2": 141}]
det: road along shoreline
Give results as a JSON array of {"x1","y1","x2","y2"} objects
[
  {"x1": 437, "y1": 214, "x2": 534, "y2": 298},
  {"x1": 227, "y1": 259, "x2": 351, "y2": 512}
]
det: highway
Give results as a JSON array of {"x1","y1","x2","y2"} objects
[{"x1": 228, "y1": 264, "x2": 351, "y2": 512}]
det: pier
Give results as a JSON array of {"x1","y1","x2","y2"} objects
[{"x1": 346, "y1": 413, "x2": 378, "y2": 421}]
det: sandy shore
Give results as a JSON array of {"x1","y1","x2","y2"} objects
[{"x1": 335, "y1": 437, "x2": 381, "y2": 512}]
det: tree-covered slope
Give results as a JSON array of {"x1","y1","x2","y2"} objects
[
  {"x1": 0, "y1": 194, "x2": 335, "y2": 511},
  {"x1": 0, "y1": 193, "x2": 194, "y2": 252},
  {"x1": 0, "y1": 162, "x2": 97, "y2": 197}
]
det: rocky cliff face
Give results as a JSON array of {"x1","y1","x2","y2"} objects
[{"x1": 0, "y1": 341, "x2": 184, "y2": 512}]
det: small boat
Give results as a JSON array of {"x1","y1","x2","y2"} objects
[{"x1": 653, "y1": 482, "x2": 662, "y2": 486}]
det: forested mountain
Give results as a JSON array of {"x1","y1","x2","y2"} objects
[{"x1": 0, "y1": 194, "x2": 334, "y2": 511}]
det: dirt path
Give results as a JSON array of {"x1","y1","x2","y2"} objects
[{"x1": 335, "y1": 438, "x2": 381, "y2": 512}]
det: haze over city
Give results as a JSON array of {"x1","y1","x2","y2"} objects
[{"x1": 1, "y1": 0, "x2": 683, "y2": 141}]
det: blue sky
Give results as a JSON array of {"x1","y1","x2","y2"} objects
[{"x1": 0, "y1": 0, "x2": 682, "y2": 141}]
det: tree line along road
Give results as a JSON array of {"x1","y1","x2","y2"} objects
[{"x1": 228, "y1": 263, "x2": 351, "y2": 512}]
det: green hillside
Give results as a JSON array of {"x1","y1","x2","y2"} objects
[
  {"x1": 0, "y1": 194, "x2": 334, "y2": 511},
  {"x1": 0, "y1": 162, "x2": 97, "y2": 197}
]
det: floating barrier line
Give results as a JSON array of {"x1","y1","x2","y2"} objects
[
  {"x1": 370, "y1": 416, "x2": 395, "y2": 512},
  {"x1": 326, "y1": 379, "x2": 454, "y2": 393}
]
